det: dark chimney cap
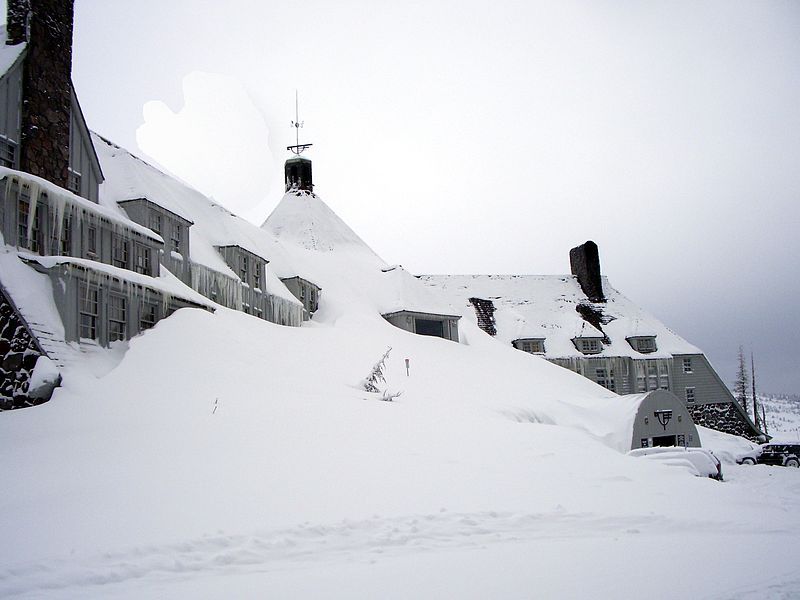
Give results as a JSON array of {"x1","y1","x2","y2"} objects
[{"x1": 569, "y1": 240, "x2": 605, "y2": 303}]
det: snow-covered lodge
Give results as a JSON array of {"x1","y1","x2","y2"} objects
[
  {"x1": 0, "y1": 0, "x2": 308, "y2": 408},
  {"x1": 421, "y1": 241, "x2": 762, "y2": 440},
  {"x1": 0, "y1": 0, "x2": 762, "y2": 443}
]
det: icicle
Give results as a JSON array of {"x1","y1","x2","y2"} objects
[{"x1": 26, "y1": 180, "x2": 42, "y2": 248}]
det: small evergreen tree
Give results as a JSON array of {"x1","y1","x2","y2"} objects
[{"x1": 734, "y1": 345, "x2": 750, "y2": 417}]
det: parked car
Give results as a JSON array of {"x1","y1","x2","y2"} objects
[
  {"x1": 628, "y1": 447, "x2": 723, "y2": 481},
  {"x1": 755, "y1": 443, "x2": 800, "y2": 468},
  {"x1": 735, "y1": 445, "x2": 764, "y2": 465}
]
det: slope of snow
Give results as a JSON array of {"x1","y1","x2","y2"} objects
[
  {"x1": 0, "y1": 306, "x2": 798, "y2": 598},
  {"x1": 420, "y1": 274, "x2": 702, "y2": 357}
]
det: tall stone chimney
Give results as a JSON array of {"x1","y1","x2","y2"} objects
[
  {"x1": 5, "y1": 0, "x2": 31, "y2": 46},
  {"x1": 569, "y1": 240, "x2": 606, "y2": 303},
  {"x1": 8, "y1": 0, "x2": 75, "y2": 188}
]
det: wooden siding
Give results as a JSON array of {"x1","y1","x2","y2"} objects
[
  {"x1": 43, "y1": 261, "x2": 211, "y2": 347},
  {"x1": 0, "y1": 56, "x2": 23, "y2": 166},
  {"x1": 68, "y1": 89, "x2": 102, "y2": 203},
  {"x1": 280, "y1": 276, "x2": 321, "y2": 320},
  {"x1": 0, "y1": 175, "x2": 162, "y2": 278}
]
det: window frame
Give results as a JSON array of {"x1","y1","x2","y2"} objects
[
  {"x1": 79, "y1": 283, "x2": 100, "y2": 340},
  {"x1": 108, "y1": 293, "x2": 127, "y2": 342}
]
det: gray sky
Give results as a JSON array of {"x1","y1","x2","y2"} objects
[{"x1": 8, "y1": 0, "x2": 800, "y2": 393}]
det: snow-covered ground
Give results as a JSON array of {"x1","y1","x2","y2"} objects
[
  {"x1": 2, "y1": 186, "x2": 799, "y2": 598},
  {"x1": 1, "y1": 305, "x2": 799, "y2": 598}
]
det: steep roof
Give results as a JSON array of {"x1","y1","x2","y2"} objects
[
  {"x1": 419, "y1": 274, "x2": 701, "y2": 358},
  {"x1": 0, "y1": 26, "x2": 26, "y2": 79},
  {"x1": 263, "y1": 191, "x2": 458, "y2": 319},
  {"x1": 91, "y1": 133, "x2": 299, "y2": 306}
]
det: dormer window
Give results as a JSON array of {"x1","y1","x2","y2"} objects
[
  {"x1": 67, "y1": 169, "x2": 82, "y2": 195},
  {"x1": 628, "y1": 336, "x2": 657, "y2": 354},
  {"x1": 514, "y1": 338, "x2": 546, "y2": 354},
  {"x1": 574, "y1": 338, "x2": 602, "y2": 355}
]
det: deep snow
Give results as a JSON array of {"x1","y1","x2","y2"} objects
[{"x1": 1, "y1": 184, "x2": 798, "y2": 598}]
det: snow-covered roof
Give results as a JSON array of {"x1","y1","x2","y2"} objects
[
  {"x1": 262, "y1": 191, "x2": 460, "y2": 319},
  {"x1": 91, "y1": 133, "x2": 300, "y2": 306},
  {"x1": 21, "y1": 254, "x2": 217, "y2": 310},
  {"x1": 0, "y1": 27, "x2": 25, "y2": 80},
  {"x1": 0, "y1": 167, "x2": 163, "y2": 244},
  {"x1": 419, "y1": 274, "x2": 701, "y2": 358}
]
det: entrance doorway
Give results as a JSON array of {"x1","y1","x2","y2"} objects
[{"x1": 652, "y1": 434, "x2": 677, "y2": 447}]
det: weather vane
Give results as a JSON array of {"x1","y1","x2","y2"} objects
[{"x1": 287, "y1": 90, "x2": 313, "y2": 156}]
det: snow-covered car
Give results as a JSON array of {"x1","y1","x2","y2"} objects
[
  {"x1": 755, "y1": 443, "x2": 800, "y2": 468},
  {"x1": 735, "y1": 446, "x2": 764, "y2": 465},
  {"x1": 628, "y1": 447, "x2": 723, "y2": 481}
]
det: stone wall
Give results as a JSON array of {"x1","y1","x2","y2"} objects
[
  {"x1": 0, "y1": 286, "x2": 46, "y2": 410},
  {"x1": 687, "y1": 402, "x2": 759, "y2": 442},
  {"x1": 18, "y1": 0, "x2": 75, "y2": 188}
]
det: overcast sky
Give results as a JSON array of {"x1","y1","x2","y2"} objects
[{"x1": 7, "y1": 1, "x2": 799, "y2": 394}]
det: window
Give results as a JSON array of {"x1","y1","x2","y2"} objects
[
  {"x1": 79, "y1": 284, "x2": 99, "y2": 340},
  {"x1": 647, "y1": 362, "x2": 658, "y2": 390},
  {"x1": 86, "y1": 224, "x2": 97, "y2": 256},
  {"x1": 17, "y1": 195, "x2": 41, "y2": 252},
  {"x1": 239, "y1": 254, "x2": 249, "y2": 282},
  {"x1": 677, "y1": 434, "x2": 686, "y2": 447},
  {"x1": 519, "y1": 339, "x2": 545, "y2": 354},
  {"x1": 51, "y1": 213, "x2": 72, "y2": 256},
  {"x1": 67, "y1": 169, "x2": 81, "y2": 195},
  {"x1": 108, "y1": 294, "x2": 127, "y2": 342},
  {"x1": 683, "y1": 358, "x2": 693, "y2": 374},
  {"x1": 658, "y1": 361, "x2": 670, "y2": 390},
  {"x1": 635, "y1": 362, "x2": 646, "y2": 392},
  {"x1": 596, "y1": 368, "x2": 615, "y2": 391},
  {"x1": 575, "y1": 338, "x2": 601, "y2": 354},
  {"x1": 300, "y1": 284, "x2": 306, "y2": 299},
  {"x1": 112, "y1": 237, "x2": 130, "y2": 269},
  {"x1": 253, "y1": 263, "x2": 261, "y2": 289},
  {"x1": 140, "y1": 301, "x2": 158, "y2": 331},
  {"x1": 149, "y1": 212, "x2": 162, "y2": 234},
  {"x1": 171, "y1": 224, "x2": 181, "y2": 253},
  {"x1": 134, "y1": 244, "x2": 152, "y2": 275},
  {"x1": 685, "y1": 387, "x2": 696, "y2": 403},
  {"x1": 632, "y1": 337, "x2": 656, "y2": 353},
  {"x1": 641, "y1": 438, "x2": 650, "y2": 448},
  {"x1": 0, "y1": 137, "x2": 16, "y2": 167}
]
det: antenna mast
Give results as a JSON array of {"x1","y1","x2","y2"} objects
[{"x1": 288, "y1": 90, "x2": 313, "y2": 156}]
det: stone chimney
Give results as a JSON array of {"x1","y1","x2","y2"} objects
[
  {"x1": 9, "y1": 0, "x2": 75, "y2": 188},
  {"x1": 5, "y1": 0, "x2": 31, "y2": 46},
  {"x1": 569, "y1": 240, "x2": 605, "y2": 303}
]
